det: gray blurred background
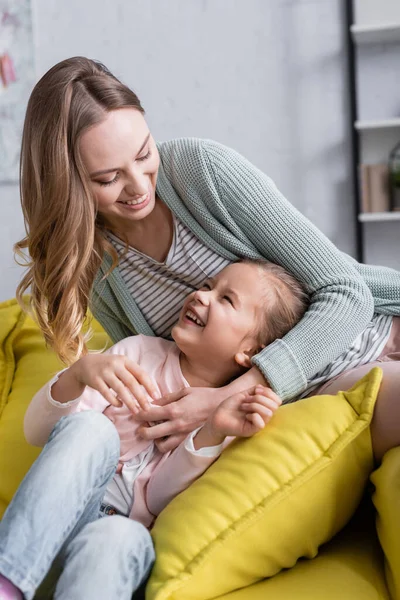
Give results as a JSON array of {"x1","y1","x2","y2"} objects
[{"x1": 1, "y1": 0, "x2": 399, "y2": 301}]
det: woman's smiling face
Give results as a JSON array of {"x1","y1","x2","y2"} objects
[{"x1": 80, "y1": 108, "x2": 160, "y2": 229}]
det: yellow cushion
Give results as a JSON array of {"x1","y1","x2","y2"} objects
[
  {"x1": 371, "y1": 446, "x2": 400, "y2": 600},
  {"x1": 218, "y1": 500, "x2": 389, "y2": 600},
  {"x1": 0, "y1": 298, "x2": 26, "y2": 416},
  {"x1": 148, "y1": 368, "x2": 383, "y2": 600},
  {"x1": 0, "y1": 298, "x2": 110, "y2": 518}
]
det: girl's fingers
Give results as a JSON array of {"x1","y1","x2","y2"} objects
[
  {"x1": 246, "y1": 413, "x2": 265, "y2": 430},
  {"x1": 124, "y1": 360, "x2": 161, "y2": 401},
  {"x1": 95, "y1": 380, "x2": 123, "y2": 408},
  {"x1": 252, "y1": 385, "x2": 282, "y2": 406},
  {"x1": 116, "y1": 368, "x2": 152, "y2": 411},
  {"x1": 243, "y1": 394, "x2": 280, "y2": 412},
  {"x1": 241, "y1": 402, "x2": 274, "y2": 422},
  {"x1": 106, "y1": 375, "x2": 140, "y2": 413}
]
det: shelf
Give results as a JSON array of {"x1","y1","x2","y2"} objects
[
  {"x1": 351, "y1": 23, "x2": 400, "y2": 44},
  {"x1": 355, "y1": 118, "x2": 400, "y2": 131},
  {"x1": 358, "y1": 212, "x2": 400, "y2": 222}
]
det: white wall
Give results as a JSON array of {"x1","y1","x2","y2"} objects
[{"x1": 1, "y1": 0, "x2": 358, "y2": 301}]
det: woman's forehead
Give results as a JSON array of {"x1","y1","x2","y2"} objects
[{"x1": 80, "y1": 109, "x2": 149, "y2": 169}]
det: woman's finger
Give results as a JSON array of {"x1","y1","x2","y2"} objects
[
  {"x1": 155, "y1": 434, "x2": 186, "y2": 453},
  {"x1": 152, "y1": 388, "x2": 188, "y2": 407},
  {"x1": 124, "y1": 359, "x2": 161, "y2": 401},
  {"x1": 138, "y1": 419, "x2": 178, "y2": 440},
  {"x1": 135, "y1": 404, "x2": 171, "y2": 422}
]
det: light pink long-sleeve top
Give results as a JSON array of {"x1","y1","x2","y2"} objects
[{"x1": 24, "y1": 335, "x2": 227, "y2": 528}]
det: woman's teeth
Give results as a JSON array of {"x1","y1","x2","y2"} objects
[
  {"x1": 186, "y1": 309, "x2": 204, "y2": 327},
  {"x1": 120, "y1": 194, "x2": 148, "y2": 205}
]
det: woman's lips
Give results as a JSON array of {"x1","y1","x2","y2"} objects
[{"x1": 117, "y1": 192, "x2": 150, "y2": 211}]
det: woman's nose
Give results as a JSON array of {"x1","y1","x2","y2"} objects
[{"x1": 123, "y1": 170, "x2": 149, "y2": 197}]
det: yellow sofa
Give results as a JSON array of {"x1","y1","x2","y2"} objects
[{"x1": 0, "y1": 299, "x2": 395, "y2": 600}]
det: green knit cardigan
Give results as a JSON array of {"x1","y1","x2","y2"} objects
[{"x1": 91, "y1": 138, "x2": 400, "y2": 401}]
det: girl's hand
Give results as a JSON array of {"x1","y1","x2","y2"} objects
[
  {"x1": 69, "y1": 354, "x2": 160, "y2": 412},
  {"x1": 200, "y1": 385, "x2": 282, "y2": 445}
]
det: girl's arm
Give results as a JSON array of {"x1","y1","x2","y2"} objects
[
  {"x1": 24, "y1": 336, "x2": 158, "y2": 447},
  {"x1": 146, "y1": 386, "x2": 279, "y2": 516},
  {"x1": 23, "y1": 371, "x2": 109, "y2": 447}
]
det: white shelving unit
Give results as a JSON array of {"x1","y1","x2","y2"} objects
[
  {"x1": 355, "y1": 118, "x2": 400, "y2": 131},
  {"x1": 359, "y1": 211, "x2": 400, "y2": 223},
  {"x1": 351, "y1": 23, "x2": 400, "y2": 45},
  {"x1": 348, "y1": 0, "x2": 400, "y2": 266}
]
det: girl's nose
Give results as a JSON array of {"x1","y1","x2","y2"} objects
[{"x1": 193, "y1": 289, "x2": 210, "y2": 305}]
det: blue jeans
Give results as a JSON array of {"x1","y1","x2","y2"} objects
[{"x1": 0, "y1": 411, "x2": 155, "y2": 600}]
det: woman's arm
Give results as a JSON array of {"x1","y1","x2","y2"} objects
[{"x1": 193, "y1": 139, "x2": 374, "y2": 399}]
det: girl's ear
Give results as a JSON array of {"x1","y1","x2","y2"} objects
[
  {"x1": 234, "y1": 351, "x2": 253, "y2": 368},
  {"x1": 235, "y1": 344, "x2": 266, "y2": 368}
]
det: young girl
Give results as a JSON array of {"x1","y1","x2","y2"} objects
[{"x1": 0, "y1": 260, "x2": 308, "y2": 600}]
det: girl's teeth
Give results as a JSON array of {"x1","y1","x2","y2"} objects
[{"x1": 186, "y1": 310, "x2": 204, "y2": 326}]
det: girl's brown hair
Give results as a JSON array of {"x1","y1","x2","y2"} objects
[
  {"x1": 14, "y1": 57, "x2": 144, "y2": 364},
  {"x1": 241, "y1": 259, "x2": 309, "y2": 345}
]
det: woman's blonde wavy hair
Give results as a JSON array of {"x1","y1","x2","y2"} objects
[{"x1": 14, "y1": 56, "x2": 144, "y2": 365}]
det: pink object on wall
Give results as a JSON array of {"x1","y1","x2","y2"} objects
[{"x1": 0, "y1": 53, "x2": 17, "y2": 87}]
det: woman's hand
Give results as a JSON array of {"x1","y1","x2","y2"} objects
[
  {"x1": 136, "y1": 366, "x2": 269, "y2": 452},
  {"x1": 195, "y1": 385, "x2": 282, "y2": 449},
  {"x1": 136, "y1": 386, "x2": 225, "y2": 452},
  {"x1": 54, "y1": 354, "x2": 160, "y2": 413}
]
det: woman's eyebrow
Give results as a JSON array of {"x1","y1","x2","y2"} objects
[{"x1": 90, "y1": 133, "x2": 151, "y2": 177}]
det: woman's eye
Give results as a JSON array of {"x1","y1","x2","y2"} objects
[
  {"x1": 202, "y1": 283, "x2": 211, "y2": 290},
  {"x1": 98, "y1": 173, "x2": 120, "y2": 187},
  {"x1": 137, "y1": 149, "x2": 151, "y2": 162}
]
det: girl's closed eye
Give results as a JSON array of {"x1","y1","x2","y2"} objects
[{"x1": 223, "y1": 295, "x2": 234, "y2": 306}]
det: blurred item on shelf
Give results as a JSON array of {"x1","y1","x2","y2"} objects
[
  {"x1": 359, "y1": 163, "x2": 390, "y2": 213},
  {"x1": 389, "y1": 141, "x2": 400, "y2": 211}
]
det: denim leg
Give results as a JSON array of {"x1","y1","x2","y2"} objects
[
  {"x1": 0, "y1": 411, "x2": 120, "y2": 600},
  {"x1": 54, "y1": 516, "x2": 155, "y2": 600}
]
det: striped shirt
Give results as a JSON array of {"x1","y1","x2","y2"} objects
[
  {"x1": 298, "y1": 312, "x2": 392, "y2": 398},
  {"x1": 108, "y1": 215, "x2": 393, "y2": 398},
  {"x1": 107, "y1": 216, "x2": 230, "y2": 339}
]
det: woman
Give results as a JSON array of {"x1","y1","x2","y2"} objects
[{"x1": 16, "y1": 56, "x2": 400, "y2": 460}]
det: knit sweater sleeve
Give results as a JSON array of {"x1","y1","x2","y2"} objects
[{"x1": 168, "y1": 139, "x2": 374, "y2": 400}]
